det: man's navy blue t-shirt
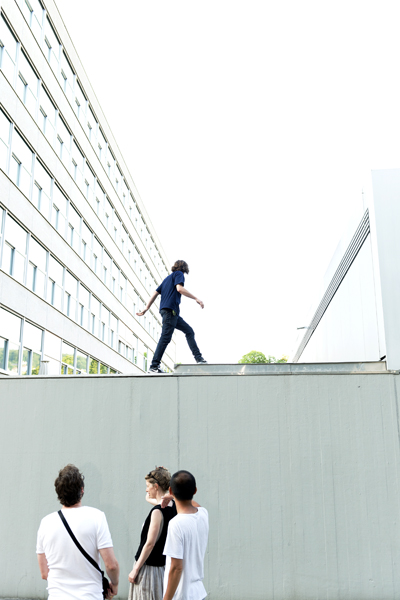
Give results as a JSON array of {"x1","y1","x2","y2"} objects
[{"x1": 156, "y1": 271, "x2": 185, "y2": 315}]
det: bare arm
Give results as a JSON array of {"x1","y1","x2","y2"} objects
[
  {"x1": 161, "y1": 494, "x2": 199, "y2": 509},
  {"x1": 128, "y1": 510, "x2": 162, "y2": 584},
  {"x1": 37, "y1": 554, "x2": 49, "y2": 580},
  {"x1": 163, "y1": 557, "x2": 183, "y2": 600},
  {"x1": 100, "y1": 547, "x2": 119, "y2": 598},
  {"x1": 146, "y1": 493, "x2": 158, "y2": 506},
  {"x1": 176, "y1": 284, "x2": 204, "y2": 309},
  {"x1": 137, "y1": 291, "x2": 159, "y2": 316}
]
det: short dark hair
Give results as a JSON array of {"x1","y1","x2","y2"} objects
[
  {"x1": 171, "y1": 260, "x2": 189, "y2": 274},
  {"x1": 170, "y1": 470, "x2": 196, "y2": 500},
  {"x1": 54, "y1": 464, "x2": 84, "y2": 507}
]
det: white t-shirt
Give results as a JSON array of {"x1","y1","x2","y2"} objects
[
  {"x1": 163, "y1": 507, "x2": 209, "y2": 600},
  {"x1": 36, "y1": 506, "x2": 113, "y2": 600}
]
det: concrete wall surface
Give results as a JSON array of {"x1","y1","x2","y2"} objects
[{"x1": 1, "y1": 370, "x2": 400, "y2": 599}]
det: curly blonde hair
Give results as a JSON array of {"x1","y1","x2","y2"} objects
[{"x1": 145, "y1": 466, "x2": 171, "y2": 492}]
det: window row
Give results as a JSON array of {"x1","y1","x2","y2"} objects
[
  {"x1": 0, "y1": 207, "x2": 165, "y2": 367},
  {"x1": 0, "y1": 8, "x2": 169, "y2": 282},
  {"x1": 0, "y1": 113, "x2": 163, "y2": 344},
  {"x1": 0, "y1": 306, "x2": 118, "y2": 376}
]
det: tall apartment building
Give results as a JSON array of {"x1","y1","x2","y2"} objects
[{"x1": 0, "y1": 0, "x2": 176, "y2": 375}]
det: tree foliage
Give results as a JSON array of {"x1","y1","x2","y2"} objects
[{"x1": 238, "y1": 351, "x2": 288, "y2": 364}]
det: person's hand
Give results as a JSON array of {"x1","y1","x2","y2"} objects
[
  {"x1": 107, "y1": 582, "x2": 118, "y2": 598},
  {"x1": 196, "y1": 299, "x2": 204, "y2": 309},
  {"x1": 160, "y1": 494, "x2": 174, "y2": 508},
  {"x1": 136, "y1": 309, "x2": 147, "y2": 316},
  {"x1": 128, "y1": 567, "x2": 139, "y2": 584}
]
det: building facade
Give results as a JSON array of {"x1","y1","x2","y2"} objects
[
  {"x1": 0, "y1": 0, "x2": 176, "y2": 376},
  {"x1": 292, "y1": 169, "x2": 400, "y2": 371}
]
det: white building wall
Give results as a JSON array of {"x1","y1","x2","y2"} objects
[
  {"x1": 0, "y1": 0, "x2": 176, "y2": 375},
  {"x1": 300, "y1": 237, "x2": 382, "y2": 363},
  {"x1": 371, "y1": 169, "x2": 400, "y2": 371}
]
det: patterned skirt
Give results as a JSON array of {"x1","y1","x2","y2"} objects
[{"x1": 128, "y1": 562, "x2": 165, "y2": 600}]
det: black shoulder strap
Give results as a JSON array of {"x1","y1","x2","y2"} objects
[{"x1": 58, "y1": 510, "x2": 103, "y2": 575}]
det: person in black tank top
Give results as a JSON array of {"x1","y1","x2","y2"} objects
[{"x1": 128, "y1": 467, "x2": 177, "y2": 600}]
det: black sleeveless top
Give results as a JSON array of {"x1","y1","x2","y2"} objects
[{"x1": 135, "y1": 502, "x2": 177, "y2": 566}]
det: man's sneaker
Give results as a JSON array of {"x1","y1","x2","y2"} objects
[
  {"x1": 196, "y1": 358, "x2": 208, "y2": 364},
  {"x1": 149, "y1": 366, "x2": 164, "y2": 374}
]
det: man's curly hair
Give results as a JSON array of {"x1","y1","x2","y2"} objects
[
  {"x1": 54, "y1": 464, "x2": 85, "y2": 507},
  {"x1": 171, "y1": 260, "x2": 189, "y2": 274}
]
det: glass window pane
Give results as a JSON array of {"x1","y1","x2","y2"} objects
[
  {"x1": 0, "y1": 308, "x2": 21, "y2": 343},
  {"x1": 100, "y1": 363, "x2": 107, "y2": 374},
  {"x1": 76, "y1": 350, "x2": 87, "y2": 373},
  {"x1": 0, "y1": 336, "x2": 6, "y2": 369},
  {"x1": 7, "y1": 341, "x2": 19, "y2": 373},
  {"x1": 23, "y1": 321, "x2": 42, "y2": 352},
  {"x1": 89, "y1": 358, "x2": 98, "y2": 374},
  {"x1": 62, "y1": 342, "x2": 74, "y2": 367},
  {"x1": 21, "y1": 348, "x2": 30, "y2": 376},
  {"x1": 44, "y1": 331, "x2": 61, "y2": 361}
]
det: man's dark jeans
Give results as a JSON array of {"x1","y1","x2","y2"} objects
[{"x1": 151, "y1": 309, "x2": 202, "y2": 368}]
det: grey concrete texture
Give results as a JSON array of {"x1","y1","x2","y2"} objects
[{"x1": 1, "y1": 369, "x2": 400, "y2": 599}]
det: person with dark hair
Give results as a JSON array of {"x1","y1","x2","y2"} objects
[
  {"x1": 36, "y1": 464, "x2": 119, "y2": 599},
  {"x1": 162, "y1": 470, "x2": 209, "y2": 600},
  {"x1": 137, "y1": 260, "x2": 207, "y2": 373},
  {"x1": 128, "y1": 467, "x2": 177, "y2": 600}
]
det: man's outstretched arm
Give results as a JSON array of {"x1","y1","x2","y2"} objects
[
  {"x1": 176, "y1": 285, "x2": 204, "y2": 309},
  {"x1": 136, "y1": 291, "x2": 160, "y2": 316}
]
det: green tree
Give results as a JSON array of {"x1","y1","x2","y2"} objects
[{"x1": 239, "y1": 351, "x2": 288, "y2": 364}]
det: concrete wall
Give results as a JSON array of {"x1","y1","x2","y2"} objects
[{"x1": 1, "y1": 370, "x2": 400, "y2": 599}]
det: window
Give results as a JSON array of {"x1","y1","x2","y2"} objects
[
  {"x1": 28, "y1": 237, "x2": 47, "y2": 298},
  {"x1": 93, "y1": 237, "x2": 102, "y2": 276},
  {"x1": 47, "y1": 255, "x2": 63, "y2": 310},
  {"x1": 81, "y1": 221, "x2": 92, "y2": 266},
  {"x1": 52, "y1": 185, "x2": 68, "y2": 235},
  {"x1": 87, "y1": 106, "x2": 97, "y2": 141},
  {"x1": 0, "y1": 16, "x2": 18, "y2": 84},
  {"x1": 10, "y1": 131, "x2": 33, "y2": 197},
  {"x1": 78, "y1": 284, "x2": 90, "y2": 329},
  {"x1": 100, "y1": 363, "x2": 108, "y2": 374},
  {"x1": 61, "y1": 341, "x2": 74, "y2": 374},
  {"x1": 57, "y1": 117, "x2": 71, "y2": 168},
  {"x1": 33, "y1": 160, "x2": 52, "y2": 219},
  {"x1": 68, "y1": 204, "x2": 81, "y2": 253},
  {"x1": 43, "y1": 330, "x2": 61, "y2": 375},
  {"x1": 60, "y1": 51, "x2": 74, "y2": 101},
  {"x1": 0, "y1": 110, "x2": 11, "y2": 171},
  {"x1": 110, "y1": 313, "x2": 118, "y2": 350},
  {"x1": 0, "y1": 308, "x2": 22, "y2": 373},
  {"x1": 89, "y1": 358, "x2": 99, "y2": 374},
  {"x1": 3, "y1": 216, "x2": 27, "y2": 283},
  {"x1": 22, "y1": 320, "x2": 42, "y2": 375},
  {"x1": 16, "y1": 52, "x2": 38, "y2": 115},
  {"x1": 91, "y1": 295, "x2": 101, "y2": 337},
  {"x1": 101, "y1": 306, "x2": 110, "y2": 343},
  {"x1": 64, "y1": 271, "x2": 78, "y2": 320},
  {"x1": 76, "y1": 349, "x2": 88, "y2": 374},
  {"x1": 75, "y1": 81, "x2": 87, "y2": 126},
  {"x1": 43, "y1": 17, "x2": 60, "y2": 71},
  {"x1": 39, "y1": 87, "x2": 57, "y2": 143},
  {"x1": 71, "y1": 141, "x2": 84, "y2": 189}
]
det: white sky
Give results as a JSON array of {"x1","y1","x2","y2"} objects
[{"x1": 56, "y1": 0, "x2": 400, "y2": 364}]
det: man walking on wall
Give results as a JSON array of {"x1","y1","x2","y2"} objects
[{"x1": 137, "y1": 260, "x2": 207, "y2": 373}]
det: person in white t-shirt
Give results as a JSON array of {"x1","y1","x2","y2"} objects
[
  {"x1": 163, "y1": 470, "x2": 209, "y2": 600},
  {"x1": 36, "y1": 464, "x2": 119, "y2": 600}
]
